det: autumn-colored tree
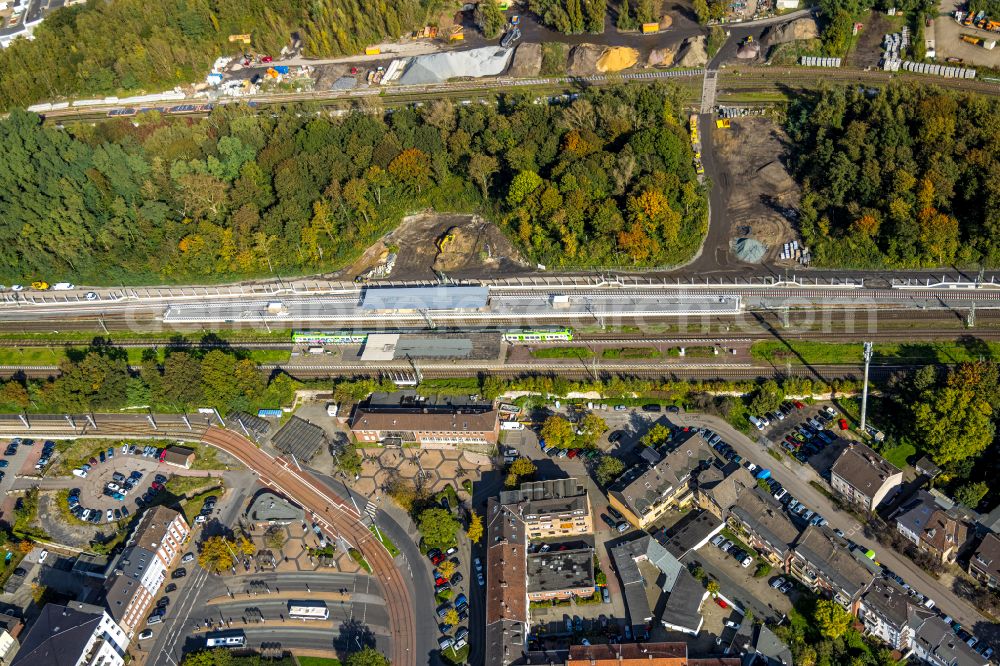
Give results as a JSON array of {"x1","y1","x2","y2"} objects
[
  {"x1": 444, "y1": 608, "x2": 460, "y2": 627},
  {"x1": 540, "y1": 415, "x2": 576, "y2": 448},
  {"x1": 198, "y1": 536, "x2": 238, "y2": 573},
  {"x1": 467, "y1": 511, "x2": 484, "y2": 543},
  {"x1": 388, "y1": 148, "x2": 432, "y2": 193},
  {"x1": 618, "y1": 222, "x2": 654, "y2": 263},
  {"x1": 509, "y1": 457, "x2": 537, "y2": 477},
  {"x1": 918, "y1": 207, "x2": 959, "y2": 265},
  {"x1": 437, "y1": 559, "x2": 457, "y2": 579},
  {"x1": 814, "y1": 599, "x2": 850, "y2": 639},
  {"x1": 851, "y1": 213, "x2": 880, "y2": 238},
  {"x1": 706, "y1": 580, "x2": 720, "y2": 596}
]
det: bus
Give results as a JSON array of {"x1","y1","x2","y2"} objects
[
  {"x1": 205, "y1": 630, "x2": 247, "y2": 648},
  {"x1": 292, "y1": 331, "x2": 368, "y2": 345},
  {"x1": 502, "y1": 328, "x2": 573, "y2": 343},
  {"x1": 288, "y1": 600, "x2": 330, "y2": 620}
]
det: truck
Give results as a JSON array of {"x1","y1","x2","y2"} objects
[
  {"x1": 500, "y1": 421, "x2": 525, "y2": 431},
  {"x1": 52, "y1": 282, "x2": 75, "y2": 290},
  {"x1": 326, "y1": 402, "x2": 339, "y2": 417},
  {"x1": 642, "y1": 22, "x2": 659, "y2": 33}
]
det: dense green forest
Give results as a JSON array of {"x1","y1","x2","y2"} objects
[
  {"x1": 786, "y1": 83, "x2": 1000, "y2": 268},
  {"x1": 0, "y1": 0, "x2": 439, "y2": 110},
  {"x1": 528, "y1": 0, "x2": 607, "y2": 33},
  {"x1": 0, "y1": 341, "x2": 296, "y2": 415},
  {"x1": 615, "y1": 0, "x2": 659, "y2": 30},
  {"x1": 0, "y1": 83, "x2": 706, "y2": 284}
]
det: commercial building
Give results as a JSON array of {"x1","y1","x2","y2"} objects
[
  {"x1": 159, "y1": 445, "x2": 195, "y2": 469},
  {"x1": 858, "y1": 579, "x2": 933, "y2": 651},
  {"x1": 894, "y1": 491, "x2": 969, "y2": 564},
  {"x1": 11, "y1": 601, "x2": 129, "y2": 666},
  {"x1": 350, "y1": 391, "x2": 499, "y2": 448},
  {"x1": 484, "y1": 497, "x2": 528, "y2": 666},
  {"x1": 661, "y1": 510, "x2": 724, "y2": 560},
  {"x1": 526, "y1": 548, "x2": 595, "y2": 601},
  {"x1": 563, "y1": 642, "x2": 740, "y2": 665},
  {"x1": 608, "y1": 434, "x2": 714, "y2": 528},
  {"x1": 829, "y1": 443, "x2": 902, "y2": 512},
  {"x1": 246, "y1": 491, "x2": 304, "y2": 527},
  {"x1": 787, "y1": 526, "x2": 875, "y2": 611},
  {"x1": 498, "y1": 478, "x2": 592, "y2": 539},
  {"x1": 104, "y1": 506, "x2": 190, "y2": 637},
  {"x1": 969, "y1": 532, "x2": 1000, "y2": 589}
]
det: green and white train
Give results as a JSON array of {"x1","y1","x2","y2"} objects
[{"x1": 502, "y1": 328, "x2": 574, "y2": 342}]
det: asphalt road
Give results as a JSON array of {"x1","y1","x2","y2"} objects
[{"x1": 669, "y1": 411, "x2": 994, "y2": 637}]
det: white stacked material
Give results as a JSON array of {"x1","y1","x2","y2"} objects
[{"x1": 397, "y1": 46, "x2": 515, "y2": 85}]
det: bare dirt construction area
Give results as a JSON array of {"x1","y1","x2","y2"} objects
[
  {"x1": 346, "y1": 212, "x2": 531, "y2": 282},
  {"x1": 712, "y1": 117, "x2": 801, "y2": 264},
  {"x1": 847, "y1": 11, "x2": 904, "y2": 68},
  {"x1": 935, "y1": 0, "x2": 1000, "y2": 68}
]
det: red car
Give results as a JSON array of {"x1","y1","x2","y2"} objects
[
  {"x1": 793, "y1": 401, "x2": 805, "y2": 409},
  {"x1": 715, "y1": 597, "x2": 728, "y2": 609},
  {"x1": 260, "y1": 55, "x2": 273, "y2": 63},
  {"x1": 567, "y1": 449, "x2": 578, "y2": 458},
  {"x1": 151, "y1": 481, "x2": 164, "y2": 491},
  {"x1": 435, "y1": 575, "x2": 447, "y2": 586},
  {"x1": 838, "y1": 418, "x2": 849, "y2": 430},
  {"x1": 431, "y1": 552, "x2": 446, "y2": 565}
]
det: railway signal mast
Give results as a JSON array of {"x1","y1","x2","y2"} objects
[{"x1": 860, "y1": 341, "x2": 873, "y2": 435}]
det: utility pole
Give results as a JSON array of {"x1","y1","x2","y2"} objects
[{"x1": 860, "y1": 341, "x2": 873, "y2": 435}]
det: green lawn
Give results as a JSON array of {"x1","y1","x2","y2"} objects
[
  {"x1": 601, "y1": 347, "x2": 661, "y2": 359},
  {"x1": 531, "y1": 346, "x2": 593, "y2": 359},
  {"x1": 880, "y1": 441, "x2": 917, "y2": 469},
  {"x1": 181, "y1": 487, "x2": 222, "y2": 525},
  {"x1": 296, "y1": 658, "x2": 342, "y2": 666},
  {"x1": 369, "y1": 525, "x2": 400, "y2": 557},
  {"x1": 166, "y1": 475, "x2": 220, "y2": 498},
  {"x1": 751, "y1": 340, "x2": 1000, "y2": 365}
]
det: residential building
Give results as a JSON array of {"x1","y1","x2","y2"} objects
[
  {"x1": 609, "y1": 434, "x2": 715, "y2": 528},
  {"x1": 158, "y1": 445, "x2": 195, "y2": 469},
  {"x1": 104, "y1": 506, "x2": 190, "y2": 638},
  {"x1": 969, "y1": 532, "x2": 1000, "y2": 589},
  {"x1": 788, "y1": 526, "x2": 875, "y2": 611},
  {"x1": 562, "y1": 642, "x2": 740, "y2": 665},
  {"x1": 609, "y1": 534, "x2": 707, "y2": 636},
  {"x1": 858, "y1": 579, "x2": 933, "y2": 651},
  {"x1": 829, "y1": 443, "x2": 902, "y2": 512},
  {"x1": 695, "y1": 462, "x2": 755, "y2": 519},
  {"x1": 485, "y1": 497, "x2": 528, "y2": 666},
  {"x1": 661, "y1": 510, "x2": 724, "y2": 560},
  {"x1": 0, "y1": 612, "x2": 21, "y2": 665},
  {"x1": 350, "y1": 391, "x2": 499, "y2": 448},
  {"x1": 521, "y1": 642, "x2": 741, "y2": 665},
  {"x1": 910, "y1": 615, "x2": 988, "y2": 666},
  {"x1": 728, "y1": 489, "x2": 801, "y2": 566},
  {"x1": 526, "y1": 548, "x2": 595, "y2": 601},
  {"x1": 498, "y1": 478, "x2": 592, "y2": 539},
  {"x1": 895, "y1": 491, "x2": 969, "y2": 564},
  {"x1": 733, "y1": 623, "x2": 793, "y2": 666},
  {"x1": 246, "y1": 491, "x2": 304, "y2": 527},
  {"x1": 11, "y1": 601, "x2": 129, "y2": 666}
]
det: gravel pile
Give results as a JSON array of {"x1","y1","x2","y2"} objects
[{"x1": 732, "y1": 237, "x2": 767, "y2": 263}]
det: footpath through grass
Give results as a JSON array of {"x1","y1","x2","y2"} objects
[{"x1": 751, "y1": 340, "x2": 1000, "y2": 365}]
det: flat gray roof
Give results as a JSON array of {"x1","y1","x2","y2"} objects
[
  {"x1": 526, "y1": 548, "x2": 594, "y2": 593},
  {"x1": 360, "y1": 286, "x2": 489, "y2": 311},
  {"x1": 271, "y1": 416, "x2": 326, "y2": 461},
  {"x1": 394, "y1": 336, "x2": 473, "y2": 358}
]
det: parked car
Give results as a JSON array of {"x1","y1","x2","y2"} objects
[
  {"x1": 172, "y1": 568, "x2": 187, "y2": 579},
  {"x1": 138, "y1": 629, "x2": 154, "y2": 640},
  {"x1": 601, "y1": 587, "x2": 610, "y2": 603},
  {"x1": 181, "y1": 552, "x2": 194, "y2": 563},
  {"x1": 770, "y1": 577, "x2": 786, "y2": 589},
  {"x1": 477, "y1": 572, "x2": 485, "y2": 586}
]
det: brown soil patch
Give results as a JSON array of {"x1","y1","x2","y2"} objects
[
  {"x1": 347, "y1": 212, "x2": 531, "y2": 282},
  {"x1": 712, "y1": 117, "x2": 802, "y2": 264}
]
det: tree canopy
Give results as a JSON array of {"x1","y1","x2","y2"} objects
[
  {"x1": 0, "y1": 83, "x2": 704, "y2": 284},
  {"x1": 417, "y1": 507, "x2": 461, "y2": 551},
  {"x1": 787, "y1": 84, "x2": 1000, "y2": 268}
]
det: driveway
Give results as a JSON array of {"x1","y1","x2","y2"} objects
[{"x1": 669, "y1": 411, "x2": 992, "y2": 635}]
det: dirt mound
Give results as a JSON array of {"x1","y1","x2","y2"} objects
[
  {"x1": 736, "y1": 40, "x2": 761, "y2": 59},
  {"x1": 757, "y1": 160, "x2": 796, "y2": 191},
  {"x1": 762, "y1": 17, "x2": 820, "y2": 47},
  {"x1": 647, "y1": 47, "x2": 676, "y2": 67},
  {"x1": 675, "y1": 36, "x2": 708, "y2": 68},
  {"x1": 658, "y1": 15, "x2": 673, "y2": 29},
  {"x1": 597, "y1": 46, "x2": 639, "y2": 72},
  {"x1": 568, "y1": 44, "x2": 604, "y2": 75},
  {"x1": 346, "y1": 213, "x2": 530, "y2": 281},
  {"x1": 508, "y1": 42, "x2": 542, "y2": 77}
]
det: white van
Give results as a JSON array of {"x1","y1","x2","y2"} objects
[
  {"x1": 326, "y1": 403, "x2": 339, "y2": 418},
  {"x1": 500, "y1": 421, "x2": 524, "y2": 431},
  {"x1": 748, "y1": 415, "x2": 765, "y2": 431},
  {"x1": 52, "y1": 283, "x2": 75, "y2": 290}
]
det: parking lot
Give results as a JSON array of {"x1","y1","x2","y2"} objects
[{"x1": 755, "y1": 401, "x2": 849, "y2": 475}]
